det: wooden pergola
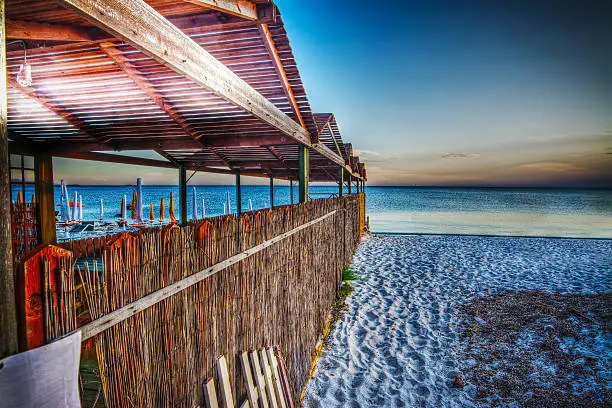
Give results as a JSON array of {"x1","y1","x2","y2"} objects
[{"x1": 0, "y1": 0, "x2": 366, "y2": 359}]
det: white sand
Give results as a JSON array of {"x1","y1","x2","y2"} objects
[{"x1": 302, "y1": 235, "x2": 612, "y2": 407}]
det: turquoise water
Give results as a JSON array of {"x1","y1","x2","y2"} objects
[
  {"x1": 12, "y1": 185, "x2": 612, "y2": 238},
  {"x1": 365, "y1": 187, "x2": 612, "y2": 238}
]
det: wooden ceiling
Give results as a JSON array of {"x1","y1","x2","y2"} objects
[{"x1": 5, "y1": 0, "x2": 366, "y2": 182}]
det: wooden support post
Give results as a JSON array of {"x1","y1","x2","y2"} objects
[
  {"x1": 179, "y1": 165, "x2": 187, "y2": 225},
  {"x1": 0, "y1": 1, "x2": 18, "y2": 359},
  {"x1": 289, "y1": 179, "x2": 294, "y2": 205},
  {"x1": 269, "y1": 176, "x2": 274, "y2": 208},
  {"x1": 338, "y1": 168, "x2": 344, "y2": 197},
  {"x1": 34, "y1": 152, "x2": 56, "y2": 245},
  {"x1": 347, "y1": 173, "x2": 352, "y2": 195},
  {"x1": 236, "y1": 170, "x2": 242, "y2": 215},
  {"x1": 298, "y1": 145, "x2": 309, "y2": 203}
]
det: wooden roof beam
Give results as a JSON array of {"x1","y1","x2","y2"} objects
[
  {"x1": 183, "y1": 0, "x2": 259, "y2": 20},
  {"x1": 56, "y1": 151, "x2": 178, "y2": 168},
  {"x1": 99, "y1": 42, "x2": 203, "y2": 142},
  {"x1": 6, "y1": 19, "x2": 91, "y2": 42},
  {"x1": 267, "y1": 146, "x2": 290, "y2": 169},
  {"x1": 207, "y1": 146, "x2": 233, "y2": 168},
  {"x1": 326, "y1": 122, "x2": 343, "y2": 157},
  {"x1": 258, "y1": 23, "x2": 307, "y2": 131},
  {"x1": 8, "y1": 78, "x2": 109, "y2": 144},
  {"x1": 203, "y1": 135, "x2": 293, "y2": 148},
  {"x1": 53, "y1": 0, "x2": 313, "y2": 145}
]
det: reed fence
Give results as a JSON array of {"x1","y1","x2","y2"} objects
[{"x1": 22, "y1": 194, "x2": 364, "y2": 407}]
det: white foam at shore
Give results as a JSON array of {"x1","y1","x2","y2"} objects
[{"x1": 303, "y1": 234, "x2": 612, "y2": 407}]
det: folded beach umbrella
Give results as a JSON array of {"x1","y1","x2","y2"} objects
[
  {"x1": 226, "y1": 191, "x2": 231, "y2": 215},
  {"x1": 202, "y1": 198, "x2": 206, "y2": 218},
  {"x1": 63, "y1": 182, "x2": 71, "y2": 221},
  {"x1": 160, "y1": 197, "x2": 165, "y2": 222},
  {"x1": 131, "y1": 190, "x2": 137, "y2": 220},
  {"x1": 99, "y1": 199, "x2": 104, "y2": 220},
  {"x1": 192, "y1": 186, "x2": 199, "y2": 220},
  {"x1": 121, "y1": 195, "x2": 128, "y2": 224},
  {"x1": 73, "y1": 192, "x2": 78, "y2": 221},
  {"x1": 169, "y1": 192, "x2": 177, "y2": 223},
  {"x1": 78, "y1": 196, "x2": 83, "y2": 221},
  {"x1": 150, "y1": 202, "x2": 154, "y2": 222},
  {"x1": 136, "y1": 178, "x2": 143, "y2": 223},
  {"x1": 59, "y1": 180, "x2": 69, "y2": 222},
  {"x1": 248, "y1": 199, "x2": 253, "y2": 212}
]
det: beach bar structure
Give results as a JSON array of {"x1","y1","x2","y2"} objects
[{"x1": 0, "y1": 0, "x2": 367, "y2": 406}]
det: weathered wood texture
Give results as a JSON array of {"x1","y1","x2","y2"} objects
[
  {"x1": 5, "y1": 0, "x2": 364, "y2": 181},
  {"x1": 64, "y1": 194, "x2": 363, "y2": 407},
  {"x1": 0, "y1": 0, "x2": 19, "y2": 360},
  {"x1": 184, "y1": 0, "x2": 258, "y2": 20},
  {"x1": 34, "y1": 152, "x2": 56, "y2": 245}
]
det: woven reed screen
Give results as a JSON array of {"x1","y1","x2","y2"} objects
[{"x1": 74, "y1": 194, "x2": 363, "y2": 407}]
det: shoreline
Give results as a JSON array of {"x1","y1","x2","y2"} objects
[{"x1": 372, "y1": 231, "x2": 612, "y2": 241}]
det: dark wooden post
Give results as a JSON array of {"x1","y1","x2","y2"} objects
[
  {"x1": 268, "y1": 176, "x2": 274, "y2": 208},
  {"x1": 236, "y1": 170, "x2": 242, "y2": 215},
  {"x1": 0, "y1": 2, "x2": 18, "y2": 359},
  {"x1": 338, "y1": 167, "x2": 344, "y2": 197},
  {"x1": 298, "y1": 144, "x2": 308, "y2": 202},
  {"x1": 35, "y1": 152, "x2": 56, "y2": 245},
  {"x1": 179, "y1": 165, "x2": 187, "y2": 225},
  {"x1": 347, "y1": 173, "x2": 352, "y2": 194},
  {"x1": 289, "y1": 179, "x2": 294, "y2": 204}
]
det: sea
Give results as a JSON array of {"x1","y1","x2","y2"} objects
[{"x1": 13, "y1": 185, "x2": 612, "y2": 239}]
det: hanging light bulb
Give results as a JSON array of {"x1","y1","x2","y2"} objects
[{"x1": 16, "y1": 41, "x2": 32, "y2": 87}]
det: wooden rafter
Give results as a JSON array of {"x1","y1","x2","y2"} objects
[
  {"x1": 7, "y1": 19, "x2": 91, "y2": 41},
  {"x1": 7, "y1": 77, "x2": 108, "y2": 143},
  {"x1": 207, "y1": 147, "x2": 232, "y2": 168},
  {"x1": 183, "y1": 0, "x2": 258, "y2": 20},
  {"x1": 56, "y1": 151, "x2": 178, "y2": 168},
  {"x1": 53, "y1": 0, "x2": 313, "y2": 147},
  {"x1": 267, "y1": 146, "x2": 290, "y2": 169},
  {"x1": 327, "y1": 122, "x2": 343, "y2": 157},
  {"x1": 99, "y1": 42, "x2": 202, "y2": 141},
  {"x1": 258, "y1": 23, "x2": 306, "y2": 130}
]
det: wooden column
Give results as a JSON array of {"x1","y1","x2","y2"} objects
[
  {"x1": 34, "y1": 152, "x2": 56, "y2": 245},
  {"x1": 347, "y1": 173, "x2": 352, "y2": 194},
  {"x1": 179, "y1": 165, "x2": 187, "y2": 225},
  {"x1": 338, "y1": 167, "x2": 344, "y2": 197},
  {"x1": 269, "y1": 176, "x2": 274, "y2": 208},
  {"x1": 298, "y1": 145, "x2": 309, "y2": 203},
  {"x1": 235, "y1": 170, "x2": 242, "y2": 215},
  {"x1": 0, "y1": 1, "x2": 18, "y2": 359},
  {"x1": 289, "y1": 179, "x2": 294, "y2": 204}
]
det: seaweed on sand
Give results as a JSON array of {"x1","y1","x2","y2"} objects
[{"x1": 456, "y1": 290, "x2": 612, "y2": 408}]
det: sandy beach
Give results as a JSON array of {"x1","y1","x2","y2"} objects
[{"x1": 303, "y1": 235, "x2": 611, "y2": 407}]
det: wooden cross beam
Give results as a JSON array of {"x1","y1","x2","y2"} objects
[
  {"x1": 99, "y1": 42, "x2": 204, "y2": 142},
  {"x1": 52, "y1": 0, "x2": 349, "y2": 169},
  {"x1": 184, "y1": 0, "x2": 259, "y2": 21},
  {"x1": 56, "y1": 151, "x2": 178, "y2": 169},
  {"x1": 258, "y1": 23, "x2": 306, "y2": 130},
  {"x1": 53, "y1": 0, "x2": 311, "y2": 144},
  {"x1": 7, "y1": 77, "x2": 110, "y2": 144},
  {"x1": 6, "y1": 19, "x2": 91, "y2": 42},
  {"x1": 267, "y1": 146, "x2": 290, "y2": 169}
]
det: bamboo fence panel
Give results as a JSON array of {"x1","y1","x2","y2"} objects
[{"x1": 63, "y1": 195, "x2": 363, "y2": 407}]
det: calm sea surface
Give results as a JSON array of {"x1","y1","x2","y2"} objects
[{"x1": 13, "y1": 185, "x2": 612, "y2": 238}]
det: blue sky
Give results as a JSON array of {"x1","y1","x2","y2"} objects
[{"x1": 54, "y1": 0, "x2": 612, "y2": 187}]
